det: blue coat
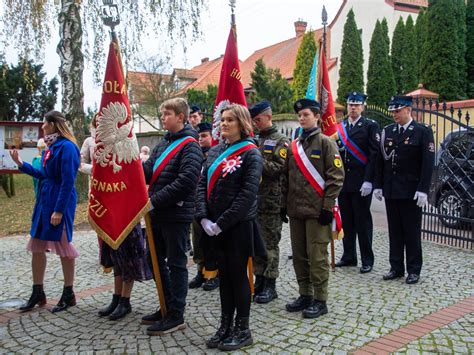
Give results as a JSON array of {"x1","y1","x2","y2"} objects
[{"x1": 20, "y1": 137, "x2": 80, "y2": 242}]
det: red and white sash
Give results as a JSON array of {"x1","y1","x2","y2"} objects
[{"x1": 291, "y1": 140, "x2": 325, "y2": 197}]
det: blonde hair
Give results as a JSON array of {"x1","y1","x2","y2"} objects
[
  {"x1": 44, "y1": 111, "x2": 78, "y2": 146},
  {"x1": 221, "y1": 104, "x2": 253, "y2": 138},
  {"x1": 160, "y1": 98, "x2": 189, "y2": 123}
]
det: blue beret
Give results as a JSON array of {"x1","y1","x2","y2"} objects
[
  {"x1": 249, "y1": 101, "x2": 271, "y2": 118},
  {"x1": 347, "y1": 92, "x2": 367, "y2": 104},
  {"x1": 388, "y1": 96, "x2": 413, "y2": 111},
  {"x1": 190, "y1": 105, "x2": 201, "y2": 114},
  {"x1": 196, "y1": 122, "x2": 212, "y2": 133},
  {"x1": 294, "y1": 98, "x2": 321, "y2": 113}
]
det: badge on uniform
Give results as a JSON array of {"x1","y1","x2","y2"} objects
[
  {"x1": 222, "y1": 156, "x2": 242, "y2": 177},
  {"x1": 311, "y1": 149, "x2": 321, "y2": 158},
  {"x1": 404, "y1": 138, "x2": 410, "y2": 144},
  {"x1": 263, "y1": 145, "x2": 274, "y2": 154},
  {"x1": 334, "y1": 156, "x2": 343, "y2": 168},
  {"x1": 375, "y1": 133, "x2": 380, "y2": 142},
  {"x1": 263, "y1": 139, "x2": 276, "y2": 154},
  {"x1": 428, "y1": 142, "x2": 435, "y2": 152},
  {"x1": 279, "y1": 148, "x2": 287, "y2": 159}
]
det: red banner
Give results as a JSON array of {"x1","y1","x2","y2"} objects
[
  {"x1": 88, "y1": 39, "x2": 150, "y2": 249},
  {"x1": 212, "y1": 23, "x2": 247, "y2": 145},
  {"x1": 319, "y1": 53, "x2": 338, "y2": 137}
]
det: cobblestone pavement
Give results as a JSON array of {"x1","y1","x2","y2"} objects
[{"x1": 0, "y1": 225, "x2": 473, "y2": 354}]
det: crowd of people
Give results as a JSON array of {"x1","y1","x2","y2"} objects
[{"x1": 9, "y1": 92, "x2": 435, "y2": 351}]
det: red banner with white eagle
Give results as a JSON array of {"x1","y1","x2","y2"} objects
[
  {"x1": 88, "y1": 38, "x2": 150, "y2": 250},
  {"x1": 319, "y1": 52, "x2": 338, "y2": 137},
  {"x1": 212, "y1": 19, "x2": 247, "y2": 145}
]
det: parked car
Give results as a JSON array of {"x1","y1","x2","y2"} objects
[{"x1": 429, "y1": 129, "x2": 474, "y2": 229}]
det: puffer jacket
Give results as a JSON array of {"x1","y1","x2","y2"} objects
[
  {"x1": 195, "y1": 138, "x2": 263, "y2": 232},
  {"x1": 143, "y1": 124, "x2": 203, "y2": 223}
]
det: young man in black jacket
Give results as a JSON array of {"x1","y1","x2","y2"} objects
[{"x1": 142, "y1": 98, "x2": 203, "y2": 335}]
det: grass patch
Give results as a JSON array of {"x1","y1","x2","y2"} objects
[{"x1": 0, "y1": 174, "x2": 89, "y2": 237}]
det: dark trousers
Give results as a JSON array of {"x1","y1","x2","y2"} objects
[
  {"x1": 150, "y1": 222, "x2": 190, "y2": 315},
  {"x1": 191, "y1": 220, "x2": 204, "y2": 270},
  {"x1": 385, "y1": 199, "x2": 423, "y2": 275},
  {"x1": 339, "y1": 191, "x2": 374, "y2": 266},
  {"x1": 217, "y1": 250, "x2": 251, "y2": 317}
]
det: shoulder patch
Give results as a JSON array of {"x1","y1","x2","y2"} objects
[{"x1": 279, "y1": 147, "x2": 287, "y2": 159}]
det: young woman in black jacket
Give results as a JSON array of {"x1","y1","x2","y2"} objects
[{"x1": 196, "y1": 104, "x2": 264, "y2": 351}]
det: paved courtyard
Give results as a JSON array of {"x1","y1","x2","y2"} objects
[{"x1": 0, "y1": 224, "x2": 473, "y2": 354}]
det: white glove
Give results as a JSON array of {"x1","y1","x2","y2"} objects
[
  {"x1": 201, "y1": 218, "x2": 216, "y2": 236},
  {"x1": 413, "y1": 191, "x2": 428, "y2": 208},
  {"x1": 374, "y1": 189, "x2": 383, "y2": 201},
  {"x1": 210, "y1": 223, "x2": 222, "y2": 236},
  {"x1": 360, "y1": 181, "x2": 373, "y2": 197}
]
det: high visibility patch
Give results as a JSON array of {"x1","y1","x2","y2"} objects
[
  {"x1": 334, "y1": 158, "x2": 343, "y2": 168},
  {"x1": 279, "y1": 148, "x2": 287, "y2": 159}
]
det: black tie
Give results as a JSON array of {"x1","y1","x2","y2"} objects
[
  {"x1": 349, "y1": 123, "x2": 353, "y2": 131},
  {"x1": 399, "y1": 127, "x2": 405, "y2": 135}
]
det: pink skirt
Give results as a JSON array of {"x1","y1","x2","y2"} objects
[{"x1": 26, "y1": 230, "x2": 79, "y2": 259}]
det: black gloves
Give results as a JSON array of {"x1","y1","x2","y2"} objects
[
  {"x1": 318, "y1": 209, "x2": 333, "y2": 226},
  {"x1": 280, "y1": 208, "x2": 289, "y2": 223}
]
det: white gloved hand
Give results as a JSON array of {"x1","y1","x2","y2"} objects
[
  {"x1": 210, "y1": 223, "x2": 222, "y2": 236},
  {"x1": 413, "y1": 191, "x2": 428, "y2": 208},
  {"x1": 360, "y1": 181, "x2": 373, "y2": 197},
  {"x1": 374, "y1": 189, "x2": 383, "y2": 201},
  {"x1": 201, "y1": 218, "x2": 216, "y2": 236}
]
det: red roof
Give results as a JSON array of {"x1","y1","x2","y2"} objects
[
  {"x1": 128, "y1": 71, "x2": 172, "y2": 104},
  {"x1": 180, "y1": 56, "x2": 225, "y2": 92},
  {"x1": 406, "y1": 86, "x2": 440, "y2": 98}
]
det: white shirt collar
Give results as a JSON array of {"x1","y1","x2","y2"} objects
[
  {"x1": 399, "y1": 118, "x2": 413, "y2": 131},
  {"x1": 348, "y1": 116, "x2": 362, "y2": 126}
]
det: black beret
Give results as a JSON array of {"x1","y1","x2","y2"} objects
[
  {"x1": 294, "y1": 98, "x2": 321, "y2": 113},
  {"x1": 190, "y1": 105, "x2": 201, "y2": 114},
  {"x1": 249, "y1": 101, "x2": 271, "y2": 118},
  {"x1": 196, "y1": 122, "x2": 212, "y2": 133}
]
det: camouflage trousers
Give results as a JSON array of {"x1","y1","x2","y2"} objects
[{"x1": 254, "y1": 212, "x2": 283, "y2": 279}]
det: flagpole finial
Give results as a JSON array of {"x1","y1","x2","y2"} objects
[
  {"x1": 102, "y1": 0, "x2": 120, "y2": 32},
  {"x1": 229, "y1": 0, "x2": 236, "y2": 25},
  {"x1": 322, "y1": 5, "x2": 328, "y2": 26}
]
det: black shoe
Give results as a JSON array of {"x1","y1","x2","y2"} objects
[
  {"x1": 254, "y1": 275, "x2": 265, "y2": 296},
  {"x1": 19, "y1": 284, "x2": 47, "y2": 312},
  {"x1": 98, "y1": 294, "x2": 120, "y2": 317},
  {"x1": 406, "y1": 274, "x2": 420, "y2": 284},
  {"x1": 218, "y1": 316, "x2": 253, "y2": 351},
  {"x1": 141, "y1": 308, "x2": 164, "y2": 325},
  {"x1": 206, "y1": 313, "x2": 234, "y2": 349},
  {"x1": 360, "y1": 265, "x2": 373, "y2": 274},
  {"x1": 51, "y1": 286, "x2": 76, "y2": 313},
  {"x1": 189, "y1": 272, "x2": 205, "y2": 289},
  {"x1": 202, "y1": 277, "x2": 219, "y2": 291},
  {"x1": 302, "y1": 300, "x2": 328, "y2": 319},
  {"x1": 335, "y1": 260, "x2": 357, "y2": 267},
  {"x1": 285, "y1": 295, "x2": 313, "y2": 313},
  {"x1": 147, "y1": 310, "x2": 186, "y2": 336},
  {"x1": 254, "y1": 278, "x2": 278, "y2": 304},
  {"x1": 109, "y1": 297, "x2": 131, "y2": 321},
  {"x1": 383, "y1": 270, "x2": 404, "y2": 280}
]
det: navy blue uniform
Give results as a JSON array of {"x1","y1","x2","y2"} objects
[{"x1": 337, "y1": 117, "x2": 380, "y2": 267}]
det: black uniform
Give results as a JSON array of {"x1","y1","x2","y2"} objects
[
  {"x1": 337, "y1": 117, "x2": 380, "y2": 267},
  {"x1": 375, "y1": 120, "x2": 435, "y2": 276}
]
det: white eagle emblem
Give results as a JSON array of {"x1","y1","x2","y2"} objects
[
  {"x1": 212, "y1": 100, "x2": 230, "y2": 143},
  {"x1": 94, "y1": 102, "x2": 139, "y2": 173}
]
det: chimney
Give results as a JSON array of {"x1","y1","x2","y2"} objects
[
  {"x1": 201, "y1": 57, "x2": 209, "y2": 64},
  {"x1": 294, "y1": 19, "x2": 307, "y2": 37}
]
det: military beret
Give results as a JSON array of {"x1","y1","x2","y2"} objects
[
  {"x1": 388, "y1": 96, "x2": 413, "y2": 111},
  {"x1": 294, "y1": 98, "x2": 321, "y2": 113},
  {"x1": 190, "y1": 105, "x2": 201, "y2": 114},
  {"x1": 249, "y1": 101, "x2": 271, "y2": 118},
  {"x1": 347, "y1": 92, "x2": 367, "y2": 104},
  {"x1": 196, "y1": 122, "x2": 212, "y2": 133}
]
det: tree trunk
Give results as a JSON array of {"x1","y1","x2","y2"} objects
[{"x1": 57, "y1": 0, "x2": 88, "y2": 202}]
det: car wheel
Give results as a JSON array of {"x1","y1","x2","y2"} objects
[{"x1": 437, "y1": 190, "x2": 465, "y2": 229}]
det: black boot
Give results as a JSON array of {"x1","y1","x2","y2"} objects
[
  {"x1": 98, "y1": 294, "x2": 120, "y2": 317},
  {"x1": 147, "y1": 310, "x2": 186, "y2": 336},
  {"x1": 19, "y1": 284, "x2": 46, "y2": 312},
  {"x1": 285, "y1": 295, "x2": 312, "y2": 312},
  {"x1": 109, "y1": 297, "x2": 131, "y2": 321},
  {"x1": 141, "y1": 307, "x2": 164, "y2": 325},
  {"x1": 51, "y1": 286, "x2": 76, "y2": 313},
  {"x1": 189, "y1": 271, "x2": 205, "y2": 289},
  {"x1": 254, "y1": 278, "x2": 278, "y2": 304},
  {"x1": 302, "y1": 300, "x2": 328, "y2": 319},
  {"x1": 206, "y1": 313, "x2": 234, "y2": 349},
  {"x1": 253, "y1": 275, "x2": 264, "y2": 299},
  {"x1": 218, "y1": 316, "x2": 253, "y2": 351},
  {"x1": 202, "y1": 276, "x2": 219, "y2": 291}
]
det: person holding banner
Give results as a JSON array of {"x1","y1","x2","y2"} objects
[
  {"x1": 335, "y1": 92, "x2": 380, "y2": 274},
  {"x1": 283, "y1": 99, "x2": 344, "y2": 319},
  {"x1": 10, "y1": 111, "x2": 80, "y2": 313},
  {"x1": 142, "y1": 98, "x2": 203, "y2": 335},
  {"x1": 196, "y1": 104, "x2": 264, "y2": 351}
]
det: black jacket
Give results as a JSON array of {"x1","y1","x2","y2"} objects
[
  {"x1": 374, "y1": 120, "x2": 435, "y2": 199},
  {"x1": 195, "y1": 138, "x2": 263, "y2": 231},
  {"x1": 337, "y1": 117, "x2": 380, "y2": 193},
  {"x1": 143, "y1": 124, "x2": 203, "y2": 222}
]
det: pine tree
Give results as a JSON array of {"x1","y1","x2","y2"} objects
[
  {"x1": 414, "y1": 9, "x2": 427, "y2": 83},
  {"x1": 403, "y1": 15, "x2": 418, "y2": 92},
  {"x1": 292, "y1": 31, "x2": 317, "y2": 100},
  {"x1": 367, "y1": 20, "x2": 396, "y2": 106},
  {"x1": 337, "y1": 9, "x2": 364, "y2": 104},
  {"x1": 466, "y1": 0, "x2": 474, "y2": 97},
  {"x1": 454, "y1": 0, "x2": 467, "y2": 98},
  {"x1": 381, "y1": 18, "x2": 390, "y2": 54},
  {"x1": 391, "y1": 17, "x2": 406, "y2": 94},
  {"x1": 421, "y1": 0, "x2": 461, "y2": 100}
]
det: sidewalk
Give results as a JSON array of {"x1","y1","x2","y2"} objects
[{"x1": 0, "y1": 225, "x2": 472, "y2": 353}]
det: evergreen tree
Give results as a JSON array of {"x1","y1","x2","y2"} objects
[
  {"x1": 381, "y1": 18, "x2": 390, "y2": 54},
  {"x1": 421, "y1": 0, "x2": 461, "y2": 100},
  {"x1": 337, "y1": 8, "x2": 364, "y2": 104},
  {"x1": 186, "y1": 84, "x2": 218, "y2": 117},
  {"x1": 466, "y1": 0, "x2": 474, "y2": 97},
  {"x1": 367, "y1": 20, "x2": 396, "y2": 106},
  {"x1": 391, "y1": 17, "x2": 406, "y2": 94},
  {"x1": 403, "y1": 15, "x2": 418, "y2": 92},
  {"x1": 454, "y1": 0, "x2": 467, "y2": 98},
  {"x1": 414, "y1": 9, "x2": 427, "y2": 83},
  {"x1": 292, "y1": 31, "x2": 317, "y2": 100}
]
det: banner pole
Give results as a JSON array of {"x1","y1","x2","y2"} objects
[
  {"x1": 145, "y1": 212, "x2": 167, "y2": 317},
  {"x1": 330, "y1": 239, "x2": 336, "y2": 272},
  {"x1": 247, "y1": 257, "x2": 254, "y2": 295}
]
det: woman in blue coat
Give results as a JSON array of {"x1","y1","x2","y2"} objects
[{"x1": 10, "y1": 111, "x2": 80, "y2": 313}]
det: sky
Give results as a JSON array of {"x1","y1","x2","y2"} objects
[{"x1": 2, "y1": 0, "x2": 343, "y2": 111}]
